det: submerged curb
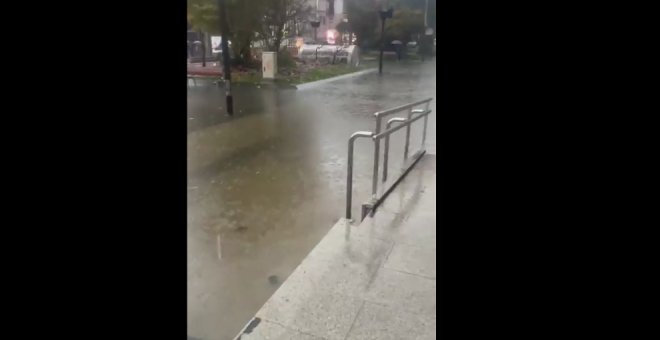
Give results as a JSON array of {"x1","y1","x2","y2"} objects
[{"x1": 295, "y1": 68, "x2": 377, "y2": 90}]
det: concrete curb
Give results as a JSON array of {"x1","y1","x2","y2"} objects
[{"x1": 295, "y1": 68, "x2": 377, "y2": 90}]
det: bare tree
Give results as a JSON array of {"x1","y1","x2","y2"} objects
[{"x1": 257, "y1": 0, "x2": 313, "y2": 52}]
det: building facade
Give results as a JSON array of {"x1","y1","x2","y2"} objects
[{"x1": 307, "y1": 0, "x2": 347, "y2": 43}]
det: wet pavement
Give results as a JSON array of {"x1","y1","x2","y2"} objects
[
  {"x1": 236, "y1": 155, "x2": 436, "y2": 340},
  {"x1": 187, "y1": 60, "x2": 436, "y2": 340}
]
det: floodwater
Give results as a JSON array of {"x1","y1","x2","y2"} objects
[{"x1": 187, "y1": 60, "x2": 436, "y2": 340}]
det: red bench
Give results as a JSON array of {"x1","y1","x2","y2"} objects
[{"x1": 187, "y1": 65, "x2": 223, "y2": 86}]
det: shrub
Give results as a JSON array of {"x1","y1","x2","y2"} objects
[{"x1": 277, "y1": 49, "x2": 296, "y2": 69}]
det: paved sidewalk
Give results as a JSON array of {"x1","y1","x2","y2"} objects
[{"x1": 235, "y1": 155, "x2": 436, "y2": 340}]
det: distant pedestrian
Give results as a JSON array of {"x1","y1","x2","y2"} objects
[{"x1": 392, "y1": 40, "x2": 403, "y2": 61}]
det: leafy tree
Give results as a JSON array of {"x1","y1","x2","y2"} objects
[
  {"x1": 187, "y1": 0, "x2": 220, "y2": 34},
  {"x1": 335, "y1": 21, "x2": 350, "y2": 34},
  {"x1": 188, "y1": 0, "x2": 221, "y2": 66},
  {"x1": 390, "y1": 0, "x2": 435, "y2": 32},
  {"x1": 345, "y1": 0, "x2": 433, "y2": 48},
  {"x1": 224, "y1": 0, "x2": 262, "y2": 65},
  {"x1": 188, "y1": 0, "x2": 263, "y2": 66},
  {"x1": 345, "y1": 0, "x2": 380, "y2": 48},
  {"x1": 188, "y1": 0, "x2": 315, "y2": 65},
  {"x1": 384, "y1": 8, "x2": 424, "y2": 44}
]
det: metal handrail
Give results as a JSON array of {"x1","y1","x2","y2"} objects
[
  {"x1": 373, "y1": 110, "x2": 430, "y2": 139},
  {"x1": 346, "y1": 98, "x2": 433, "y2": 220},
  {"x1": 374, "y1": 98, "x2": 433, "y2": 117},
  {"x1": 382, "y1": 110, "x2": 430, "y2": 182},
  {"x1": 371, "y1": 98, "x2": 432, "y2": 201},
  {"x1": 346, "y1": 131, "x2": 374, "y2": 219}
]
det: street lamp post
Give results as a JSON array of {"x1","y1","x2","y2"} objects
[
  {"x1": 378, "y1": 7, "x2": 393, "y2": 75},
  {"x1": 421, "y1": 0, "x2": 429, "y2": 61},
  {"x1": 217, "y1": 0, "x2": 233, "y2": 115},
  {"x1": 199, "y1": 30, "x2": 207, "y2": 67}
]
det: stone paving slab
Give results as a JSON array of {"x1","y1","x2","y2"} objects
[
  {"x1": 384, "y1": 243, "x2": 436, "y2": 279},
  {"x1": 237, "y1": 319, "x2": 324, "y2": 340},
  {"x1": 346, "y1": 302, "x2": 436, "y2": 340},
  {"x1": 363, "y1": 267, "x2": 436, "y2": 316}
]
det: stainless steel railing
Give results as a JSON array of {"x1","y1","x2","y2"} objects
[{"x1": 346, "y1": 98, "x2": 433, "y2": 220}]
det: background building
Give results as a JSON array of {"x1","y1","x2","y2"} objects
[{"x1": 307, "y1": 0, "x2": 347, "y2": 43}]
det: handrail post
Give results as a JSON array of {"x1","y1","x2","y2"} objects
[
  {"x1": 347, "y1": 141, "x2": 354, "y2": 219},
  {"x1": 422, "y1": 102, "x2": 430, "y2": 149},
  {"x1": 372, "y1": 117, "x2": 382, "y2": 199},
  {"x1": 383, "y1": 117, "x2": 407, "y2": 182},
  {"x1": 383, "y1": 132, "x2": 390, "y2": 183},
  {"x1": 347, "y1": 131, "x2": 374, "y2": 220},
  {"x1": 403, "y1": 108, "x2": 413, "y2": 161}
]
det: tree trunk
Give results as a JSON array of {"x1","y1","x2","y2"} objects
[
  {"x1": 273, "y1": 22, "x2": 285, "y2": 52},
  {"x1": 273, "y1": 35, "x2": 282, "y2": 53},
  {"x1": 230, "y1": 34, "x2": 253, "y2": 66},
  {"x1": 240, "y1": 37, "x2": 253, "y2": 65}
]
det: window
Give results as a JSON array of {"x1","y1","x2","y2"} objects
[{"x1": 328, "y1": 0, "x2": 335, "y2": 17}]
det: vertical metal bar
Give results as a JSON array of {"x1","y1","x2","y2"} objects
[
  {"x1": 383, "y1": 117, "x2": 407, "y2": 183},
  {"x1": 218, "y1": 0, "x2": 233, "y2": 115},
  {"x1": 346, "y1": 132, "x2": 373, "y2": 220},
  {"x1": 422, "y1": 115, "x2": 429, "y2": 149},
  {"x1": 346, "y1": 138, "x2": 355, "y2": 219},
  {"x1": 372, "y1": 118, "x2": 382, "y2": 198},
  {"x1": 422, "y1": 101, "x2": 431, "y2": 149},
  {"x1": 379, "y1": 18, "x2": 385, "y2": 74},
  {"x1": 382, "y1": 117, "x2": 392, "y2": 183},
  {"x1": 403, "y1": 108, "x2": 413, "y2": 160},
  {"x1": 383, "y1": 132, "x2": 390, "y2": 182}
]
